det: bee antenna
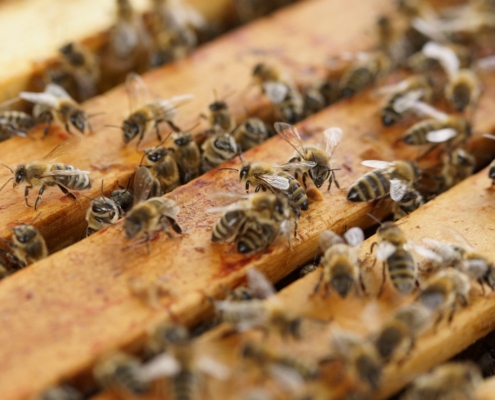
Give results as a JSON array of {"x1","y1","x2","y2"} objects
[
  {"x1": 30, "y1": 212, "x2": 43, "y2": 225},
  {"x1": 217, "y1": 168, "x2": 239, "y2": 173},
  {"x1": 238, "y1": 152, "x2": 245, "y2": 164},
  {"x1": 367, "y1": 213, "x2": 383, "y2": 225},
  {"x1": 212, "y1": 88, "x2": 218, "y2": 101},
  {"x1": 1, "y1": 163, "x2": 13, "y2": 173},
  {"x1": 87, "y1": 112, "x2": 106, "y2": 119},
  {"x1": 104, "y1": 125, "x2": 122, "y2": 130},
  {"x1": 0, "y1": 177, "x2": 13, "y2": 192},
  {"x1": 79, "y1": 193, "x2": 96, "y2": 201},
  {"x1": 100, "y1": 180, "x2": 105, "y2": 197}
]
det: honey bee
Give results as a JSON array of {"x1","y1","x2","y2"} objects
[
  {"x1": 212, "y1": 268, "x2": 303, "y2": 339},
  {"x1": 407, "y1": 43, "x2": 473, "y2": 74},
  {"x1": 141, "y1": 136, "x2": 181, "y2": 194},
  {"x1": 313, "y1": 227, "x2": 364, "y2": 298},
  {"x1": 377, "y1": 75, "x2": 434, "y2": 126},
  {"x1": 110, "y1": 178, "x2": 134, "y2": 215},
  {"x1": 1, "y1": 214, "x2": 48, "y2": 269},
  {"x1": 210, "y1": 192, "x2": 293, "y2": 254},
  {"x1": 202, "y1": 92, "x2": 236, "y2": 133},
  {"x1": 435, "y1": 148, "x2": 476, "y2": 193},
  {"x1": 241, "y1": 341, "x2": 320, "y2": 380},
  {"x1": 35, "y1": 384, "x2": 84, "y2": 400},
  {"x1": 252, "y1": 63, "x2": 290, "y2": 88},
  {"x1": 329, "y1": 328, "x2": 383, "y2": 391},
  {"x1": 401, "y1": 362, "x2": 482, "y2": 400},
  {"x1": 339, "y1": 51, "x2": 392, "y2": 98},
  {"x1": 170, "y1": 131, "x2": 201, "y2": 184},
  {"x1": 346, "y1": 160, "x2": 420, "y2": 203},
  {"x1": 85, "y1": 181, "x2": 121, "y2": 237},
  {"x1": 20, "y1": 83, "x2": 91, "y2": 135},
  {"x1": 120, "y1": 72, "x2": 194, "y2": 148},
  {"x1": 235, "y1": 161, "x2": 309, "y2": 211},
  {"x1": 263, "y1": 82, "x2": 304, "y2": 124},
  {"x1": 0, "y1": 135, "x2": 91, "y2": 209},
  {"x1": 0, "y1": 110, "x2": 35, "y2": 138},
  {"x1": 370, "y1": 221, "x2": 418, "y2": 296},
  {"x1": 57, "y1": 42, "x2": 100, "y2": 102},
  {"x1": 275, "y1": 122, "x2": 342, "y2": 191},
  {"x1": 416, "y1": 268, "x2": 471, "y2": 325},
  {"x1": 391, "y1": 187, "x2": 424, "y2": 221},
  {"x1": 141, "y1": 322, "x2": 230, "y2": 399},
  {"x1": 123, "y1": 166, "x2": 182, "y2": 251},
  {"x1": 201, "y1": 132, "x2": 240, "y2": 173},
  {"x1": 421, "y1": 41, "x2": 481, "y2": 112},
  {"x1": 93, "y1": 351, "x2": 150, "y2": 397},
  {"x1": 232, "y1": 117, "x2": 270, "y2": 152},
  {"x1": 372, "y1": 303, "x2": 432, "y2": 363}
]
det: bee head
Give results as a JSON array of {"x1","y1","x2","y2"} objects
[
  {"x1": 123, "y1": 214, "x2": 142, "y2": 239},
  {"x1": 209, "y1": 101, "x2": 227, "y2": 112},
  {"x1": 239, "y1": 164, "x2": 250, "y2": 181},
  {"x1": 147, "y1": 147, "x2": 168, "y2": 164},
  {"x1": 12, "y1": 224, "x2": 37, "y2": 244},
  {"x1": 13, "y1": 165, "x2": 26, "y2": 187},
  {"x1": 122, "y1": 120, "x2": 140, "y2": 144},
  {"x1": 172, "y1": 132, "x2": 191, "y2": 147},
  {"x1": 70, "y1": 111, "x2": 87, "y2": 133},
  {"x1": 252, "y1": 63, "x2": 264, "y2": 77},
  {"x1": 92, "y1": 197, "x2": 116, "y2": 214},
  {"x1": 158, "y1": 323, "x2": 189, "y2": 346}
]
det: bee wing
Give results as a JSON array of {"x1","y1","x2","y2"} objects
[
  {"x1": 483, "y1": 133, "x2": 495, "y2": 141},
  {"x1": 426, "y1": 128, "x2": 458, "y2": 143},
  {"x1": 125, "y1": 72, "x2": 152, "y2": 111},
  {"x1": 476, "y1": 55, "x2": 495, "y2": 71},
  {"x1": 274, "y1": 122, "x2": 306, "y2": 157},
  {"x1": 274, "y1": 161, "x2": 317, "y2": 172},
  {"x1": 422, "y1": 41, "x2": 459, "y2": 77},
  {"x1": 324, "y1": 127, "x2": 343, "y2": 157},
  {"x1": 422, "y1": 238, "x2": 462, "y2": 261},
  {"x1": 263, "y1": 81, "x2": 289, "y2": 104},
  {"x1": 375, "y1": 241, "x2": 396, "y2": 261},
  {"x1": 156, "y1": 94, "x2": 194, "y2": 121},
  {"x1": 319, "y1": 230, "x2": 345, "y2": 251},
  {"x1": 42, "y1": 169, "x2": 90, "y2": 177},
  {"x1": 343, "y1": 227, "x2": 364, "y2": 248},
  {"x1": 375, "y1": 79, "x2": 410, "y2": 96},
  {"x1": 268, "y1": 365, "x2": 305, "y2": 391},
  {"x1": 133, "y1": 166, "x2": 154, "y2": 205},
  {"x1": 438, "y1": 225, "x2": 475, "y2": 250},
  {"x1": 259, "y1": 174, "x2": 290, "y2": 191},
  {"x1": 392, "y1": 89, "x2": 425, "y2": 113},
  {"x1": 247, "y1": 268, "x2": 276, "y2": 299},
  {"x1": 161, "y1": 198, "x2": 180, "y2": 218},
  {"x1": 408, "y1": 100, "x2": 448, "y2": 121},
  {"x1": 214, "y1": 301, "x2": 265, "y2": 329},
  {"x1": 389, "y1": 179, "x2": 408, "y2": 202},
  {"x1": 169, "y1": 1, "x2": 206, "y2": 29},
  {"x1": 361, "y1": 160, "x2": 394, "y2": 170},
  {"x1": 408, "y1": 241, "x2": 443, "y2": 263},
  {"x1": 44, "y1": 83, "x2": 72, "y2": 99},
  {"x1": 196, "y1": 356, "x2": 231, "y2": 380},
  {"x1": 462, "y1": 259, "x2": 488, "y2": 280},
  {"x1": 41, "y1": 135, "x2": 82, "y2": 161},
  {"x1": 140, "y1": 353, "x2": 181, "y2": 381},
  {"x1": 411, "y1": 18, "x2": 449, "y2": 44},
  {"x1": 19, "y1": 91, "x2": 59, "y2": 109}
]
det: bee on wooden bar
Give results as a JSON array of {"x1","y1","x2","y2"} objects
[
  {"x1": 436, "y1": 148, "x2": 476, "y2": 193},
  {"x1": 400, "y1": 362, "x2": 482, "y2": 400},
  {"x1": 241, "y1": 341, "x2": 320, "y2": 381},
  {"x1": 123, "y1": 167, "x2": 182, "y2": 252},
  {"x1": 263, "y1": 82, "x2": 305, "y2": 124},
  {"x1": 141, "y1": 135, "x2": 181, "y2": 194},
  {"x1": 120, "y1": 72, "x2": 194, "y2": 148},
  {"x1": 421, "y1": 42, "x2": 482, "y2": 112},
  {"x1": 212, "y1": 268, "x2": 303, "y2": 339},
  {"x1": 0, "y1": 98, "x2": 35, "y2": 138},
  {"x1": 20, "y1": 83, "x2": 91, "y2": 135},
  {"x1": 93, "y1": 351, "x2": 151, "y2": 397},
  {"x1": 313, "y1": 227, "x2": 365, "y2": 298},
  {"x1": 201, "y1": 131, "x2": 240, "y2": 173},
  {"x1": 2, "y1": 214, "x2": 48, "y2": 268},
  {"x1": 85, "y1": 181, "x2": 121, "y2": 237},
  {"x1": 210, "y1": 192, "x2": 293, "y2": 254},
  {"x1": 35, "y1": 384, "x2": 84, "y2": 400},
  {"x1": 275, "y1": 122, "x2": 342, "y2": 191},
  {"x1": 0, "y1": 135, "x2": 91, "y2": 209},
  {"x1": 339, "y1": 51, "x2": 392, "y2": 98},
  {"x1": 416, "y1": 268, "x2": 471, "y2": 326},
  {"x1": 141, "y1": 322, "x2": 230, "y2": 399},
  {"x1": 201, "y1": 91, "x2": 236, "y2": 133},
  {"x1": 377, "y1": 75, "x2": 434, "y2": 126},
  {"x1": 371, "y1": 303, "x2": 432, "y2": 364},
  {"x1": 110, "y1": 177, "x2": 134, "y2": 215},
  {"x1": 391, "y1": 187, "x2": 424, "y2": 221},
  {"x1": 232, "y1": 117, "x2": 270, "y2": 152},
  {"x1": 170, "y1": 130, "x2": 201, "y2": 184},
  {"x1": 347, "y1": 160, "x2": 420, "y2": 203}
]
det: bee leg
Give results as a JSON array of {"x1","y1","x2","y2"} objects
[
  {"x1": 433, "y1": 312, "x2": 443, "y2": 333},
  {"x1": 24, "y1": 185, "x2": 33, "y2": 208},
  {"x1": 43, "y1": 119, "x2": 52, "y2": 137},
  {"x1": 397, "y1": 339, "x2": 415, "y2": 367},
  {"x1": 302, "y1": 173, "x2": 307, "y2": 189},
  {"x1": 145, "y1": 232, "x2": 151, "y2": 255},
  {"x1": 166, "y1": 120, "x2": 181, "y2": 133},
  {"x1": 154, "y1": 122, "x2": 162, "y2": 141},
  {"x1": 57, "y1": 184, "x2": 80, "y2": 205},
  {"x1": 166, "y1": 217, "x2": 182, "y2": 234},
  {"x1": 34, "y1": 185, "x2": 47, "y2": 210},
  {"x1": 447, "y1": 304, "x2": 457, "y2": 325},
  {"x1": 479, "y1": 279, "x2": 486, "y2": 295},
  {"x1": 377, "y1": 263, "x2": 386, "y2": 297},
  {"x1": 65, "y1": 122, "x2": 72, "y2": 135},
  {"x1": 245, "y1": 181, "x2": 250, "y2": 193},
  {"x1": 359, "y1": 274, "x2": 367, "y2": 296},
  {"x1": 333, "y1": 171, "x2": 340, "y2": 190},
  {"x1": 311, "y1": 270, "x2": 324, "y2": 296}
]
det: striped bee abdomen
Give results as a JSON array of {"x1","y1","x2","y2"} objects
[
  {"x1": 51, "y1": 163, "x2": 91, "y2": 190},
  {"x1": 386, "y1": 248, "x2": 416, "y2": 295},
  {"x1": 347, "y1": 170, "x2": 391, "y2": 202}
]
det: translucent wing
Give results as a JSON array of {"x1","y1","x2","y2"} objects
[
  {"x1": 155, "y1": 94, "x2": 194, "y2": 121},
  {"x1": 375, "y1": 79, "x2": 410, "y2": 96},
  {"x1": 483, "y1": 133, "x2": 495, "y2": 141},
  {"x1": 409, "y1": 241, "x2": 443, "y2": 263},
  {"x1": 140, "y1": 353, "x2": 181, "y2": 381},
  {"x1": 45, "y1": 83, "x2": 72, "y2": 99},
  {"x1": 390, "y1": 179, "x2": 408, "y2": 202},
  {"x1": 324, "y1": 127, "x2": 343, "y2": 157},
  {"x1": 426, "y1": 128, "x2": 458, "y2": 143},
  {"x1": 476, "y1": 55, "x2": 495, "y2": 71},
  {"x1": 125, "y1": 72, "x2": 152, "y2": 111},
  {"x1": 319, "y1": 230, "x2": 344, "y2": 251},
  {"x1": 392, "y1": 89, "x2": 425, "y2": 113},
  {"x1": 274, "y1": 161, "x2": 317, "y2": 172},
  {"x1": 196, "y1": 356, "x2": 231, "y2": 380},
  {"x1": 422, "y1": 41, "x2": 459, "y2": 77},
  {"x1": 161, "y1": 198, "x2": 180, "y2": 218},
  {"x1": 274, "y1": 122, "x2": 305, "y2": 157},
  {"x1": 133, "y1": 166, "x2": 154, "y2": 205},
  {"x1": 375, "y1": 241, "x2": 396, "y2": 261},
  {"x1": 247, "y1": 268, "x2": 276, "y2": 299},
  {"x1": 259, "y1": 173, "x2": 290, "y2": 191},
  {"x1": 361, "y1": 160, "x2": 394, "y2": 170},
  {"x1": 344, "y1": 227, "x2": 364, "y2": 248},
  {"x1": 19, "y1": 91, "x2": 58, "y2": 109},
  {"x1": 268, "y1": 365, "x2": 305, "y2": 391},
  {"x1": 0, "y1": 97, "x2": 21, "y2": 109},
  {"x1": 462, "y1": 259, "x2": 488, "y2": 280},
  {"x1": 422, "y1": 238, "x2": 462, "y2": 261},
  {"x1": 41, "y1": 135, "x2": 82, "y2": 161},
  {"x1": 407, "y1": 100, "x2": 448, "y2": 121},
  {"x1": 43, "y1": 169, "x2": 90, "y2": 177},
  {"x1": 263, "y1": 81, "x2": 289, "y2": 104},
  {"x1": 411, "y1": 18, "x2": 448, "y2": 43}
]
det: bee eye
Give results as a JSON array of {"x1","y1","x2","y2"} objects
[{"x1": 16, "y1": 173, "x2": 23, "y2": 182}]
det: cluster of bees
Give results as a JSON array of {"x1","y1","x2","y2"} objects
[{"x1": 3, "y1": 0, "x2": 495, "y2": 398}]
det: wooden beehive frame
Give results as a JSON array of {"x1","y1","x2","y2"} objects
[{"x1": 1, "y1": 0, "x2": 495, "y2": 399}]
